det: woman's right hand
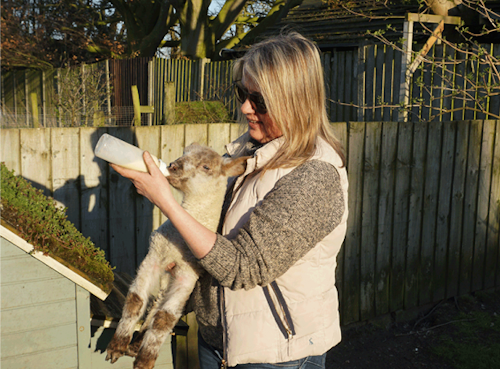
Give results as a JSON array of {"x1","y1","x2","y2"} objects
[{"x1": 111, "y1": 151, "x2": 174, "y2": 210}]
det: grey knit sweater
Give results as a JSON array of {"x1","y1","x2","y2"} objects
[{"x1": 187, "y1": 159, "x2": 345, "y2": 349}]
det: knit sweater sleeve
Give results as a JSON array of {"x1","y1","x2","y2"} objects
[{"x1": 198, "y1": 160, "x2": 345, "y2": 290}]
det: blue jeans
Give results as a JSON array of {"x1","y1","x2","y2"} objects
[{"x1": 198, "y1": 332, "x2": 326, "y2": 369}]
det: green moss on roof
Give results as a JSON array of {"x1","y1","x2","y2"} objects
[{"x1": 1, "y1": 163, "x2": 114, "y2": 294}]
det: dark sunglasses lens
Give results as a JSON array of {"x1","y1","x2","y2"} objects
[
  {"x1": 234, "y1": 83, "x2": 267, "y2": 114},
  {"x1": 235, "y1": 84, "x2": 247, "y2": 104},
  {"x1": 253, "y1": 96, "x2": 267, "y2": 114}
]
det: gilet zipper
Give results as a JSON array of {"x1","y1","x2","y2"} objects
[{"x1": 220, "y1": 285, "x2": 228, "y2": 369}]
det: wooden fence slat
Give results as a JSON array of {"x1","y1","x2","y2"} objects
[
  {"x1": 489, "y1": 46, "x2": 500, "y2": 119},
  {"x1": 374, "y1": 46, "x2": 385, "y2": 121},
  {"x1": 475, "y1": 45, "x2": 490, "y2": 121},
  {"x1": 430, "y1": 45, "x2": 444, "y2": 122},
  {"x1": 419, "y1": 121, "x2": 442, "y2": 305},
  {"x1": 487, "y1": 120, "x2": 500, "y2": 288},
  {"x1": 392, "y1": 46, "x2": 402, "y2": 122},
  {"x1": 345, "y1": 51, "x2": 355, "y2": 121},
  {"x1": 472, "y1": 120, "x2": 496, "y2": 291},
  {"x1": 432, "y1": 121, "x2": 455, "y2": 302},
  {"x1": 185, "y1": 124, "x2": 208, "y2": 146},
  {"x1": 1, "y1": 72, "x2": 15, "y2": 115},
  {"x1": 391, "y1": 122, "x2": 412, "y2": 311},
  {"x1": 323, "y1": 53, "x2": 332, "y2": 118},
  {"x1": 230, "y1": 123, "x2": 246, "y2": 142},
  {"x1": 135, "y1": 126, "x2": 162, "y2": 262},
  {"x1": 160, "y1": 124, "x2": 186, "y2": 225},
  {"x1": 405, "y1": 122, "x2": 427, "y2": 309},
  {"x1": 80, "y1": 127, "x2": 109, "y2": 257},
  {"x1": 360, "y1": 122, "x2": 382, "y2": 320},
  {"x1": 410, "y1": 62, "x2": 422, "y2": 122},
  {"x1": 330, "y1": 122, "x2": 348, "y2": 309},
  {"x1": 460, "y1": 120, "x2": 482, "y2": 295},
  {"x1": 464, "y1": 57, "x2": 476, "y2": 121},
  {"x1": 20, "y1": 128, "x2": 52, "y2": 196},
  {"x1": 0, "y1": 128, "x2": 20, "y2": 174},
  {"x1": 446, "y1": 121, "x2": 469, "y2": 298},
  {"x1": 383, "y1": 47, "x2": 394, "y2": 121},
  {"x1": 51, "y1": 128, "x2": 81, "y2": 227},
  {"x1": 365, "y1": 46, "x2": 375, "y2": 122},
  {"x1": 441, "y1": 45, "x2": 454, "y2": 122},
  {"x1": 342, "y1": 121, "x2": 365, "y2": 324},
  {"x1": 453, "y1": 50, "x2": 467, "y2": 121},
  {"x1": 208, "y1": 123, "x2": 231, "y2": 155},
  {"x1": 331, "y1": 51, "x2": 339, "y2": 121},
  {"x1": 107, "y1": 127, "x2": 137, "y2": 276},
  {"x1": 421, "y1": 51, "x2": 433, "y2": 121},
  {"x1": 375, "y1": 121, "x2": 397, "y2": 316}
]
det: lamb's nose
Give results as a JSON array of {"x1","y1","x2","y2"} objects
[{"x1": 168, "y1": 163, "x2": 178, "y2": 172}]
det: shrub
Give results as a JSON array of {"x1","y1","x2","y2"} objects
[
  {"x1": 0, "y1": 163, "x2": 114, "y2": 293},
  {"x1": 174, "y1": 100, "x2": 234, "y2": 124}
]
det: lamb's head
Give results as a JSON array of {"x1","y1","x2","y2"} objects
[{"x1": 166, "y1": 143, "x2": 248, "y2": 197}]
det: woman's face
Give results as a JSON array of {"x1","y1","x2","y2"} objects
[{"x1": 240, "y1": 76, "x2": 282, "y2": 144}]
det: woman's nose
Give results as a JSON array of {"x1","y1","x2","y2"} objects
[{"x1": 240, "y1": 98, "x2": 255, "y2": 114}]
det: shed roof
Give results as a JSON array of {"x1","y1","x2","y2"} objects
[
  {"x1": 262, "y1": 0, "x2": 500, "y2": 50},
  {"x1": 1, "y1": 224, "x2": 110, "y2": 300},
  {"x1": 265, "y1": 0, "x2": 420, "y2": 49}
]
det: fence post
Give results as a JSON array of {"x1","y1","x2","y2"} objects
[
  {"x1": 132, "y1": 85, "x2": 154, "y2": 126},
  {"x1": 106, "y1": 60, "x2": 112, "y2": 126},
  {"x1": 30, "y1": 92, "x2": 40, "y2": 128},
  {"x1": 148, "y1": 60, "x2": 154, "y2": 126},
  {"x1": 357, "y1": 45, "x2": 366, "y2": 122},
  {"x1": 398, "y1": 17, "x2": 414, "y2": 122},
  {"x1": 163, "y1": 82, "x2": 175, "y2": 124},
  {"x1": 57, "y1": 69, "x2": 62, "y2": 127},
  {"x1": 198, "y1": 58, "x2": 209, "y2": 100}
]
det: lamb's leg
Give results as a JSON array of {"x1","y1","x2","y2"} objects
[
  {"x1": 133, "y1": 269, "x2": 199, "y2": 369},
  {"x1": 106, "y1": 252, "x2": 165, "y2": 363},
  {"x1": 126, "y1": 275, "x2": 172, "y2": 357}
]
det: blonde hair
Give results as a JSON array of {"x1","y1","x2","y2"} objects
[{"x1": 233, "y1": 31, "x2": 346, "y2": 172}]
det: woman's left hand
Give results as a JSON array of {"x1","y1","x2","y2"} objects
[{"x1": 111, "y1": 151, "x2": 173, "y2": 209}]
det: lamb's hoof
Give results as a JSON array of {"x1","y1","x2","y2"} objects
[
  {"x1": 133, "y1": 356, "x2": 156, "y2": 369},
  {"x1": 126, "y1": 341, "x2": 141, "y2": 357},
  {"x1": 105, "y1": 335, "x2": 131, "y2": 363},
  {"x1": 105, "y1": 349, "x2": 124, "y2": 364},
  {"x1": 133, "y1": 350, "x2": 158, "y2": 369}
]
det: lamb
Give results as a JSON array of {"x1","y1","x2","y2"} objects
[{"x1": 105, "y1": 143, "x2": 248, "y2": 369}]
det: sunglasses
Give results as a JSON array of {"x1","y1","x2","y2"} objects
[{"x1": 234, "y1": 82, "x2": 268, "y2": 114}]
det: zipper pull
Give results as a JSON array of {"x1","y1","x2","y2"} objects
[{"x1": 221, "y1": 359, "x2": 227, "y2": 369}]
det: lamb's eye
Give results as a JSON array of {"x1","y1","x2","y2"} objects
[{"x1": 203, "y1": 165, "x2": 210, "y2": 170}]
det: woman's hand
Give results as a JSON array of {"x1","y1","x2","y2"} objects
[{"x1": 110, "y1": 151, "x2": 173, "y2": 210}]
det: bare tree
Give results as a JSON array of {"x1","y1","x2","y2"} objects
[
  {"x1": 55, "y1": 64, "x2": 111, "y2": 126},
  {"x1": 330, "y1": 0, "x2": 500, "y2": 121}
]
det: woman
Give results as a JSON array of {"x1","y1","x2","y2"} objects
[{"x1": 112, "y1": 32, "x2": 348, "y2": 369}]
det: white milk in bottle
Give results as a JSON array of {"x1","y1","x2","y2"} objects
[{"x1": 94, "y1": 133, "x2": 169, "y2": 176}]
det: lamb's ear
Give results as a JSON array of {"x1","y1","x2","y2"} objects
[{"x1": 222, "y1": 156, "x2": 250, "y2": 177}]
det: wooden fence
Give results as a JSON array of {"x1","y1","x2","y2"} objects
[
  {"x1": 1, "y1": 121, "x2": 499, "y2": 326},
  {"x1": 2, "y1": 43, "x2": 499, "y2": 127}
]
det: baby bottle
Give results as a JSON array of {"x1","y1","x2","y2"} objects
[{"x1": 94, "y1": 133, "x2": 169, "y2": 176}]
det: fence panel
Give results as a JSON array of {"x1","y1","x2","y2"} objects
[
  {"x1": 3, "y1": 43, "x2": 499, "y2": 127},
  {"x1": 390, "y1": 121, "x2": 412, "y2": 312},
  {"x1": 52, "y1": 128, "x2": 81, "y2": 227},
  {"x1": 360, "y1": 121, "x2": 381, "y2": 320},
  {"x1": 433, "y1": 121, "x2": 455, "y2": 302},
  {"x1": 1, "y1": 121, "x2": 499, "y2": 324},
  {"x1": 343, "y1": 121, "x2": 365, "y2": 323},
  {"x1": 375, "y1": 122, "x2": 397, "y2": 316}
]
